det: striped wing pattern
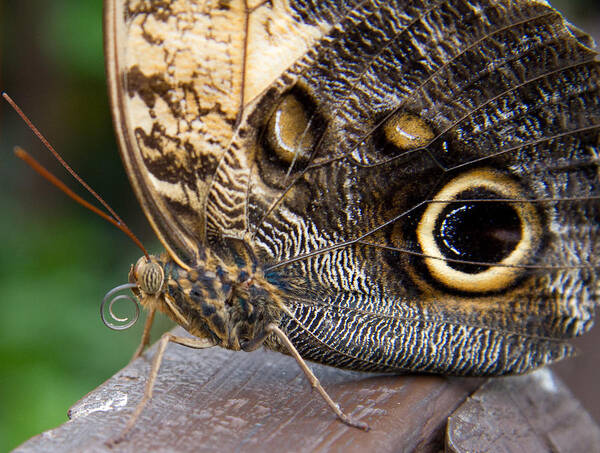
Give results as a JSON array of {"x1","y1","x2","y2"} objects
[{"x1": 107, "y1": 0, "x2": 599, "y2": 375}]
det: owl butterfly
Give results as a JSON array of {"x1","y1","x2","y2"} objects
[{"x1": 103, "y1": 0, "x2": 599, "y2": 435}]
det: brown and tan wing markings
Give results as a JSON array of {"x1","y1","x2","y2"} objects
[
  {"x1": 247, "y1": 8, "x2": 586, "y2": 239},
  {"x1": 107, "y1": 0, "x2": 600, "y2": 375},
  {"x1": 237, "y1": 0, "x2": 599, "y2": 373},
  {"x1": 106, "y1": 0, "x2": 336, "y2": 263},
  {"x1": 245, "y1": 1, "x2": 599, "y2": 266}
]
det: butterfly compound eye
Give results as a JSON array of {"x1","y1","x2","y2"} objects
[
  {"x1": 135, "y1": 258, "x2": 165, "y2": 295},
  {"x1": 417, "y1": 168, "x2": 542, "y2": 293}
]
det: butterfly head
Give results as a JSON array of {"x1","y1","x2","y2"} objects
[
  {"x1": 130, "y1": 255, "x2": 165, "y2": 297},
  {"x1": 100, "y1": 254, "x2": 177, "y2": 331},
  {"x1": 125, "y1": 254, "x2": 194, "y2": 331},
  {"x1": 101, "y1": 250, "x2": 288, "y2": 350}
]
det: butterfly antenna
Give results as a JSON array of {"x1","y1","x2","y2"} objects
[{"x1": 2, "y1": 92, "x2": 149, "y2": 259}]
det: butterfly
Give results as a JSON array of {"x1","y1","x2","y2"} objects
[{"x1": 102, "y1": 0, "x2": 599, "y2": 435}]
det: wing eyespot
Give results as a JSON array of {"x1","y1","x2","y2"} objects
[
  {"x1": 382, "y1": 112, "x2": 435, "y2": 151},
  {"x1": 361, "y1": 111, "x2": 437, "y2": 165},
  {"x1": 256, "y1": 87, "x2": 325, "y2": 189},
  {"x1": 265, "y1": 93, "x2": 316, "y2": 165},
  {"x1": 416, "y1": 168, "x2": 543, "y2": 293}
]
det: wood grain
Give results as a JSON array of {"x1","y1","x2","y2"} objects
[
  {"x1": 447, "y1": 368, "x2": 600, "y2": 453},
  {"x1": 14, "y1": 327, "x2": 600, "y2": 452},
  {"x1": 14, "y1": 328, "x2": 480, "y2": 452}
]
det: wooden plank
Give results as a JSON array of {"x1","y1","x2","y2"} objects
[
  {"x1": 447, "y1": 368, "x2": 600, "y2": 453},
  {"x1": 15, "y1": 328, "x2": 481, "y2": 452},
  {"x1": 14, "y1": 327, "x2": 600, "y2": 452}
]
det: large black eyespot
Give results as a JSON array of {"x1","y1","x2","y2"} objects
[
  {"x1": 435, "y1": 191, "x2": 522, "y2": 273},
  {"x1": 417, "y1": 168, "x2": 542, "y2": 293}
]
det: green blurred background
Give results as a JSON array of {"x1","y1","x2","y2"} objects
[
  {"x1": 0, "y1": 1, "x2": 175, "y2": 449},
  {"x1": 0, "y1": 0, "x2": 599, "y2": 450}
]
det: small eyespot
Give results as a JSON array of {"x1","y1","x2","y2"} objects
[
  {"x1": 416, "y1": 168, "x2": 542, "y2": 293},
  {"x1": 266, "y1": 93, "x2": 316, "y2": 164},
  {"x1": 383, "y1": 113, "x2": 435, "y2": 151},
  {"x1": 135, "y1": 257, "x2": 165, "y2": 295}
]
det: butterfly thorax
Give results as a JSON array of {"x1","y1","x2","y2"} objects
[{"x1": 129, "y1": 252, "x2": 286, "y2": 351}]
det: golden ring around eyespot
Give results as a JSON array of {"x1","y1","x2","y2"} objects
[{"x1": 416, "y1": 168, "x2": 542, "y2": 293}]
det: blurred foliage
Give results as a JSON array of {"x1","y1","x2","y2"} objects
[
  {"x1": 0, "y1": 0, "x2": 173, "y2": 450},
  {"x1": 0, "y1": 0, "x2": 598, "y2": 450}
]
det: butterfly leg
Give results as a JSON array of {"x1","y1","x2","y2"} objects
[
  {"x1": 266, "y1": 323, "x2": 370, "y2": 431},
  {"x1": 129, "y1": 307, "x2": 156, "y2": 362},
  {"x1": 108, "y1": 332, "x2": 215, "y2": 446}
]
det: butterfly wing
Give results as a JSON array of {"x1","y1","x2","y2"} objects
[
  {"x1": 105, "y1": 0, "x2": 341, "y2": 265},
  {"x1": 106, "y1": 0, "x2": 600, "y2": 375}
]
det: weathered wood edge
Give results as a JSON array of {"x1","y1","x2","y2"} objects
[
  {"x1": 447, "y1": 367, "x2": 600, "y2": 453},
  {"x1": 13, "y1": 327, "x2": 479, "y2": 452},
  {"x1": 13, "y1": 327, "x2": 599, "y2": 453}
]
